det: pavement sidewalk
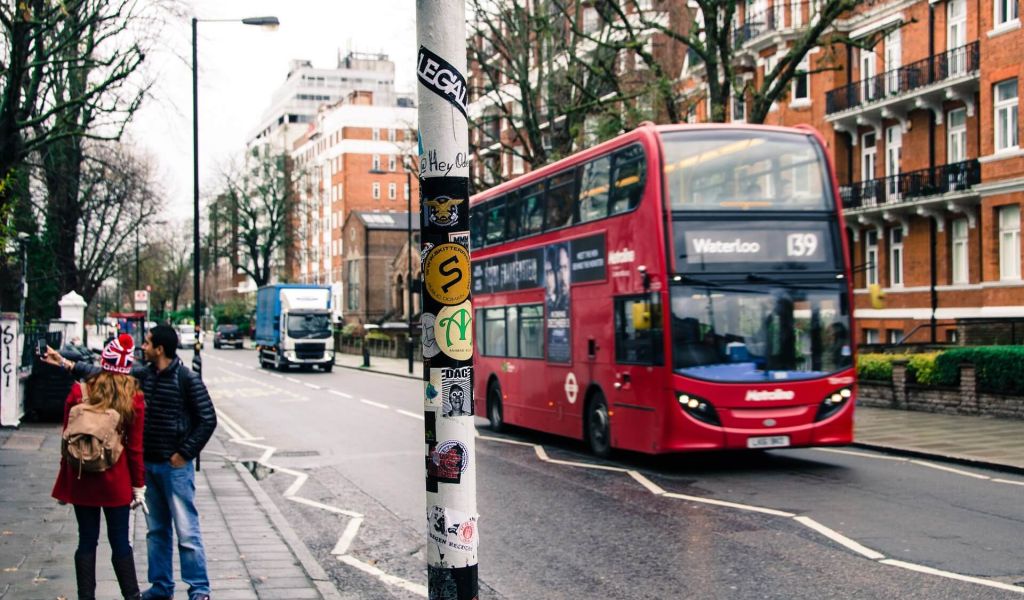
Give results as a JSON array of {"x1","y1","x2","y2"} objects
[
  {"x1": 0, "y1": 425, "x2": 340, "y2": 600},
  {"x1": 333, "y1": 351, "x2": 1024, "y2": 472}
]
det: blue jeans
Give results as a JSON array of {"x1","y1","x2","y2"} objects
[
  {"x1": 144, "y1": 460, "x2": 210, "y2": 598},
  {"x1": 74, "y1": 504, "x2": 132, "y2": 557}
]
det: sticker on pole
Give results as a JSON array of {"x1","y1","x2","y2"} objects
[
  {"x1": 428, "y1": 505, "x2": 479, "y2": 556},
  {"x1": 440, "y1": 366, "x2": 473, "y2": 417},
  {"x1": 427, "y1": 440, "x2": 469, "y2": 484},
  {"x1": 564, "y1": 372, "x2": 579, "y2": 404},
  {"x1": 421, "y1": 313, "x2": 441, "y2": 359},
  {"x1": 417, "y1": 46, "x2": 469, "y2": 118},
  {"x1": 424, "y1": 244, "x2": 470, "y2": 305},
  {"x1": 436, "y1": 301, "x2": 473, "y2": 360},
  {"x1": 425, "y1": 196, "x2": 465, "y2": 227},
  {"x1": 426, "y1": 368, "x2": 442, "y2": 409}
]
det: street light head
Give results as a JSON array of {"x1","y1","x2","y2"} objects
[
  {"x1": 241, "y1": 16, "x2": 279, "y2": 29},
  {"x1": 16, "y1": 232, "x2": 30, "y2": 241}
]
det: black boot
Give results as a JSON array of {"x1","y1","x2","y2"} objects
[
  {"x1": 111, "y1": 553, "x2": 141, "y2": 600},
  {"x1": 73, "y1": 550, "x2": 96, "y2": 600}
]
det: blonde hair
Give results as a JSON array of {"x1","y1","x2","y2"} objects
[{"x1": 83, "y1": 372, "x2": 139, "y2": 427}]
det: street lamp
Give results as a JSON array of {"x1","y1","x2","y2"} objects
[
  {"x1": 16, "y1": 232, "x2": 29, "y2": 331},
  {"x1": 192, "y1": 14, "x2": 279, "y2": 374},
  {"x1": 406, "y1": 155, "x2": 415, "y2": 374}
]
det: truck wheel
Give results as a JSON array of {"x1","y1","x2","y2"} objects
[
  {"x1": 586, "y1": 391, "x2": 612, "y2": 458},
  {"x1": 322, "y1": 362, "x2": 334, "y2": 373},
  {"x1": 276, "y1": 357, "x2": 289, "y2": 371}
]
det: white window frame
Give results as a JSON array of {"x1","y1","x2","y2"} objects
[
  {"x1": 732, "y1": 88, "x2": 747, "y2": 122},
  {"x1": 863, "y1": 328, "x2": 879, "y2": 344},
  {"x1": 388, "y1": 183, "x2": 397, "y2": 200},
  {"x1": 947, "y1": 108, "x2": 967, "y2": 163},
  {"x1": 372, "y1": 128, "x2": 380, "y2": 141},
  {"x1": 999, "y1": 204, "x2": 1021, "y2": 280},
  {"x1": 884, "y1": 29, "x2": 901, "y2": 95},
  {"x1": 951, "y1": 218, "x2": 969, "y2": 284},
  {"x1": 860, "y1": 48, "x2": 877, "y2": 101},
  {"x1": 889, "y1": 227, "x2": 904, "y2": 287},
  {"x1": 372, "y1": 154, "x2": 381, "y2": 171},
  {"x1": 886, "y1": 126, "x2": 902, "y2": 199},
  {"x1": 994, "y1": 0, "x2": 1019, "y2": 28},
  {"x1": 388, "y1": 155, "x2": 397, "y2": 172},
  {"x1": 887, "y1": 329, "x2": 904, "y2": 344},
  {"x1": 790, "y1": 0, "x2": 802, "y2": 27},
  {"x1": 865, "y1": 229, "x2": 879, "y2": 286},
  {"x1": 948, "y1": 0, "x2": 967, "y2": 75},
  {"x1": 994, "y1": 79, "x2": 1019, "y2": 153},
  {"x1": 372, "y1": 182, "x2": 381, "y2": 200},
  {"x1": 404, "y1": 182, "x2": 410, "y2": 200},
  {"x1": 791, "y1": 57, "x2": 810, "y2": 106},
  {"x1": 388, "y1": 128, "x2": 396, "y2": 142}
]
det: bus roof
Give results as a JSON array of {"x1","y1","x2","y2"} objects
[{"x1": 469, "y1": 122, "x2": 822, "y2": 206}]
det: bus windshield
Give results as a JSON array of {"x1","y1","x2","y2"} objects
[
  {"x1": 670, "y1": 283, "x2": 852, "y2": 382},
  {"x1": 662, "y1": 130, "x2": 831, "y2": 211}
]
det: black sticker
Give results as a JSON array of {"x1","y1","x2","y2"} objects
[{"x1": 418, "y1": 46, "x2": 468, "y2": 118}]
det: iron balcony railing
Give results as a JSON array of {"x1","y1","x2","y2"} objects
[
  {"x1": 826, "y1": 41, "x2": 979, "y2": 115},
  {"x1": 734, "y1": 5, "x2": 783, "y2": 47},
  {"x1": 840, "y1": 159, "x2": 980, "y2": 210}
]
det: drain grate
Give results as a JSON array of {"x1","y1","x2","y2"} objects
[{"x1": 274, "y1": 450, "x2": 321, "y2": 458}]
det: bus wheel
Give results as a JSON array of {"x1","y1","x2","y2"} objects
[
  {"x1": 488, "y1": 380, "x2": 505, "y2": 433},
  {"x1": 586, "y1": 392, "x2": 611, "y2": 458}
]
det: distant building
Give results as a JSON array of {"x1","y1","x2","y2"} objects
[
  {"x1": 289, "y1": 89, "x2": 420, "y2": 307},
  {"x1": 340, "y1": 211, "x2": 419, "y2": 326}
]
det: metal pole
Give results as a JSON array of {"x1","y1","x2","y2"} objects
[
  {"x1": 407, "y1": 166, "x2": 414, "y2": 374},
  {"x1": 191, "y1": 17, "x2": 202, "y2": 378},
  {"x1": 135, "y1": 227, "x2": 140, "y2": 292},
  {"x1": 417, "y1": 2, "x2": 477, "y2": 597},
  {"x1": 18, "y1": 238, "x2": 27, "y2": 332}
]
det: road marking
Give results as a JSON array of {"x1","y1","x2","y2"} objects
[
  {"x1": 879, "y1": 559, "x2": 1024, "y2": 594},
  {"x1": 329, "y1": 390, "x2": 353, "y2": 399},
  {"x1": 813, "y1": 447, "x2": 907, "y2": 461},
  {"x1": 396, "y1": 409, "x2": 424, "y2": 421},
  {"x1": 270, "y1": 373, "x2": 284, "y2": 379},
  {"x1": 304, "y1": 383, "x2": 321, "y2": 390},
  {"x1": 477, "y1": 435, "x2": 536, "y2": 447},
  {"x1": 331, "y1": 517, "x2": 364, "y2": 556},
  {"x1": 360, "y1": 399, "x2": 389, "y2": 409},
  {"x1": 338, "y1": 555, "x2": 427, "y2": 597},
  {"x1": 217, "y1": 410, "x2": 255, "y2": 440},
  {"x1": 793, "y1": 516, "x2": 885, "y2": 560},
  {"x1": 662, "y1": 492, "x2": 796, "y2": 518},
  {"x1": 993, "y1": 478, "x2": 1024, "y2": 486},
  {"x1": 286, "y1": 377, "x2": 302, "y2": 384},
  {"x1": 908, "y1": 459, "x2": 992, "y2": 480},
  {"x1": 627, "y1": 471, "x2": 666, "y2": 495}
]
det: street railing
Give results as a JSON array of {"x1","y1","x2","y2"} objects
[
  {"x1": 840, "y1": 159, "x2": 980, "y2": 209},
  {"x1": 826, "y1": 41, "x2": 979, "y2": 114}
]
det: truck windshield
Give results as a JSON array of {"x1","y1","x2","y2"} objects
[
  {"x1": 286, "y1": 314, "x2": 332, "y2": 339},
  {"x1": 670, "y1": 283, "x2": 851, "y2": 382}
]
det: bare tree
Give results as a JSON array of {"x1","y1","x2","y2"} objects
[
  {"x1": 217, "y1": 149, "x2": 296, "y2": 289},
  {"x1": 467, "y1": 0, "x2": 630, "y2": 189},
  {"x1": 73, "y1": 143, "x2": 162, "y2": 303}
]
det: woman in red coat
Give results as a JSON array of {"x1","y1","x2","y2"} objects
[{"x1": 52, "y1": 334, "x2": 146, "y2": 600}]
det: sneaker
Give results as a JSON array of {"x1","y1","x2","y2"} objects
[
  {"x1": 140, "y1": 591, "x2": 173, "y2": 600},
  {"x1": 189, "y1": 595, "x2": 210, "y2": 600}
]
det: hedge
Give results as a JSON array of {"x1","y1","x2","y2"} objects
[
  {"x1": 933, "y1": 346, "x2": 1024, "y2": 394},
  {"x1": 856, "y1": 352, "x2": 941, "y2": 384}
]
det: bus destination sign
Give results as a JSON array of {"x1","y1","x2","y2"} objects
[{"x1": 676, "y1": 221, "x2": 832, "y2": 268}]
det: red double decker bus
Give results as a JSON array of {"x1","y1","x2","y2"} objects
[{"x1": 469, "y1": 123, "x2": 855, "y2": 456}]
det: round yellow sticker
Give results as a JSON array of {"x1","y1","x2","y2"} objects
[
  {"x1": 424, "y1": 243, "x2": 471, "y2": 305},
  {"x1": 436, "y1": 300, "x2": 474, "y2": 360}
]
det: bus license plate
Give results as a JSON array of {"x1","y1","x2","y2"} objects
[{"x1": 747, "y1": 435, "x2": 790, "y2": 449}]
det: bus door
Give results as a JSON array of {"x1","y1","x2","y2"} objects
[{"x1": 609, "y1": 293, "x2": 666, "y2": 452}]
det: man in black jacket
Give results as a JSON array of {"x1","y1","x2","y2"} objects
[{"x1": 53, "y1": 324, "x2": 216, "y2": 600}]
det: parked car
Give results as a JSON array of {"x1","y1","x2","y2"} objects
[
  {"x1": 214, "y1": 324, "x2": 244, "y2": 349},
  {"x1": 177, "y1": 324, "x2": 198, "y2": 348}
]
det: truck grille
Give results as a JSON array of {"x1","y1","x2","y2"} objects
[{"x1": 295, "y1": 343, "x2": 325, "y2": 359}]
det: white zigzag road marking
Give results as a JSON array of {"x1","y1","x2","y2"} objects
[{"x1": 480, "y1": 434, "x2": 1024, "y2": 595}]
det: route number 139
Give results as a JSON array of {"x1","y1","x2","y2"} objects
[{"x1": 786, "y1": 233, "x2": 818, "y2": 257}]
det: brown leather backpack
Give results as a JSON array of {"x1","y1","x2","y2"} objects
[{"x1": 61, "y1": 384, "x2": 123, "y2": 478}]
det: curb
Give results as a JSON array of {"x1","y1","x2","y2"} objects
[
  {"x1": 231, "y1": 459, "x2": 343, "y2": 600},
  {"x1": 333, "y1": 359, "x2": 421, "y2": 381},
  {"x1": 851, "y1": 441, "x2": 1024, "y2": 477}
]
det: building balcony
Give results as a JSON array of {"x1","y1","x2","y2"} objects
[
  {"x1": 840, "y1": 159, "x2": 981, "y2": 230},
  {"x1": 826, "y1": 42, "x2": 979, "y2": 133},
  {"x1": 733, "y1": 6, "x2": 802, "y2": 52}
]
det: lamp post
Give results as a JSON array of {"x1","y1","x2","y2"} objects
[
  {"x1": 192, "y1": 15, "x2": 279, "y2": 374},
  {"x1": 16, "y1": 232, "x2": 29, "y2": 332},
  {"x1": 406, "y1": 155, "x2": 414, "y2": 374}
]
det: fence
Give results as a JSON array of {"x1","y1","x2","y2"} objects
[{"x1": 336, "y1": 334, "x2": 421, "y2": 360}]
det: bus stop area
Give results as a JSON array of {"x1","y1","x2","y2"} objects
[{"x1": 333, "y1": 352, "x2": 1024, "y2": 473}]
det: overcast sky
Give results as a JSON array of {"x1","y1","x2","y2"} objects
[{"x1": 128, "y1": 0, "x2": 418, "y2": 222}]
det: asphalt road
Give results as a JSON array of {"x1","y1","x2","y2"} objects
[{"x1": 190, "y1": 347, "x2": 1024, "y2": 599}]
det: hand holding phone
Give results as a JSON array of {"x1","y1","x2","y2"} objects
[{"x1": 37, "y1": 338, "x2": 48, "y2": 357}]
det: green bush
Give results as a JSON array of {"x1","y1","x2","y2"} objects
[
  {"x1": 857, "y1": 353, "x2": 904, "y2": 381},
  {"x1": 933, "y1": 346, "x2": 1024, "y2": 393},
  {"x1": 907, "y1": 352, "x2": 940, "y2": 385},
  {"x1": 366, "y1": 330, "x2": 391, "y2": 341}
]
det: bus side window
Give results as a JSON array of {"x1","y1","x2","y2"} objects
[
  {"x1": 505, "y1": 194, "x2": 521, "y2": 240},
  {"x1": 484, "y1": 198, "x2": 507, "y2": 246},
  {"x1": 520, "y1": 183, "x2": 546, "y2": 237},
  {"x1": 614, "y1": 294, "x2": 664, "y2": 365},
  {"x1": 519, "y1": 304, "x2": 544, "y2": 358},
  {"x1": 578, "y1": 155, "x2": 611, "y2": 223},
  {"x1": 545, "y1": 168, "x2": 578, "y2": 231},
  {"x1": 470, "y1": 209, "x2": 485, "y2": 250},
  {"x1": 610, "y1": 145, "x2": 646, "y2": 216}
]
